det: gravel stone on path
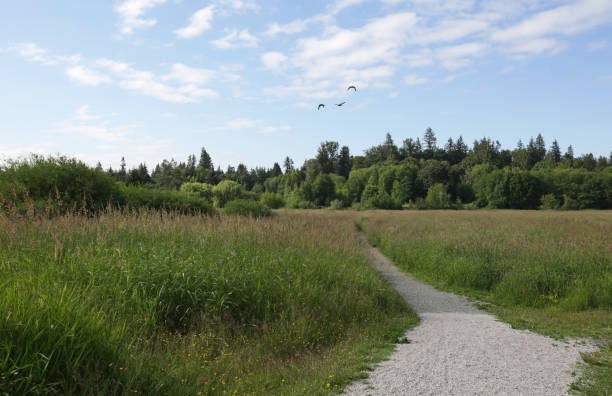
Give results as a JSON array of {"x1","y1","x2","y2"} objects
[{"x1": 344, "y1": 240, "x2": 594, "y2": 396}]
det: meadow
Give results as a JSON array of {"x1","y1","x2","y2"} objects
[
  {"x1": 359, "y1": 210, "x2": 612, "y2": 394},
  {"x1": 0, "y1": 208, "x2": 417, "y2": 395}
]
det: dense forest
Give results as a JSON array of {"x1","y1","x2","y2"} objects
[{"x1": 2, "y1": 128, "x2": 611, "y2": 212}]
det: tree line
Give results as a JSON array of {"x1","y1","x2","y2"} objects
[
  {"x1": 103, "y1": 128, "x2": 611, "y2": 210},
  {"x1": 2, "y1": 128, "x2": 611, "y2": 212}
]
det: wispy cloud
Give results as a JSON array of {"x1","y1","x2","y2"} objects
[
  {"x1": 262, "y1": 0, "x2": 612, "y2": 99},
  {"x1": 211, "y1": 29, "x2": 258, "y2": 49},
  {"x1": 404, "y1": 74, "x2": 428, "y2": 85},
  {"x1": 261, "y1": 52, "x2": 287, "y2": 70},
  {"x1": 66, "y1": 65, "x2": 112, "y2": 86},
  {"x1": 55, "y1": 105, "x2": 131, "y2": 142},
  {"x1": 587, "y1": 39, "x2": 607, "y2": 52},
  {"x1": 8, "y1": 42, "x2": 230, "y2": 104},
  {"x1": 7, "y1": 42, "x2": 57, "y2": 66},
  {"x1": 175, "y1": 5, "x2": 215, "y2": 38},
  {"x1": 115, "y1": 0, "x2": 168, "y2": 35},
  {"x1": 213, "y1": 118, "x2": 291, "y2": 134}
]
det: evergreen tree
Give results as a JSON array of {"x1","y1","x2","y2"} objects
[
  {"x1": 272, "y1": 162, "x2": 283, "y2": 177},
  {"x1": 415, "y1": 138, "x2": 423, "y2": 157},
  {"x1": 401, "y1": 138, "x2": 419, "y2": 158},
  {"x1": 535, "y1": 134, "x2": 546, "y2": 163},
  {"x1": 512, "y1": 140, "x2": 529, "y2": 170},
  {"x1": 565, "y1": 145, "x2": 574, "y2": 162},
  {"x1": 549, "y1": 140, "x2": 561, "y2": 163},
  {"x1": 198, "y1": 148, "x2": 213, "y2": 170},
  {"x1": 423, "y1": 127, "x2": 437, "y2": 156},
  {"x1": 283, "y1": 156, "x2": 294, "y2": 173},
  {"x1": 444, "y1": 137, "x2": 454, "y2": 153},
  {"x1": 186, "y1": 154, "x2": 196, "y2": 178},
  {"x1": 337, "y1": 146, "x2": 351, "y2": 178},
  {"x1": 454, "y1": 136, "x2": 468, "y2": 163},
  {"x1": 119, "y1": 157, "x2": 127, "y2": 181}
]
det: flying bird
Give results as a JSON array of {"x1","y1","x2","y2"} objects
[
  {"x1": 336, "y1": 102, "x2": 346, "y2": 106},
  {"x1": 347, "y1": 85, "x2": 357, "y2": 92},
  {"x1": 317, "y1": 104, "x2": 325, "y2": 110}
]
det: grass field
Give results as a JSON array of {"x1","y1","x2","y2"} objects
[
  {"x1": 0, "y1": 209, "x2": 417, "y2": 395},
  {"x1": 359, "y1": 210, "x2": 612, "y2": 395}
]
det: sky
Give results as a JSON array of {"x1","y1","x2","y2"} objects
[{"x1": 1, "y1": 0, "x2": 611, "y2": 170}]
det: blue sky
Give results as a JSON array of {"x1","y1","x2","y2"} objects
[{"x1": 1, "y1": 0, "x2": 611, "y2": 170}]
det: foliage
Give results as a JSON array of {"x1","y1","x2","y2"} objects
[
  {"x1": 0, "y1": 155, "x2": 120, "y2": 213},
  {"x1": 260, "y1": 192, "x2": 285, "y2": 209},
  {"x1": 119, "y1": 185, "x2": 215, "y2": 214},
  {"x1": 425, "y1": 183, "x2": 452, "y2": 209},
  {"x1": 179, "y1": 182, "x2": 213, "y2": 202},
  {"x1": 221, "y1": 199, "x2": 270, "y2": 218},
  {"x1": 212, "y1": 180, "x2": 243, "y2": 208},
  {"x1": 539, "y1": 193, "x2": 560, "y2": 210}
]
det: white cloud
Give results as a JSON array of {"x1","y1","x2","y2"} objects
[
  {"x1": 95, "y1": 58, "x2": 221, "y2": 103},
  {"x1": 261, "y1": 52, "x2": 287, "y2": 70},
  {"x1": 8, "y1": 42, "x2": 57, "y2": 65},
  {"x1": 66, "y1": 65, "x2": 112, "y2": 86},
  {"x1": 213, "y1": 0, "x2": 258, "y2": 11},
  {"x1": 211, "y1": 29, "x2": 258, "y2": 49},
  {"x1": 587, "y1": 40, "x2": 607, "y2": 51},
  {"x1": 74, "y1": 105, "x2": 103, "y2": 121},
  {"x1": 11, "y1": 44, "x2": 225, "y2": 103},
  {"x1": 404, "y1": 74, "x2": 428, "y2": 85},
  {"x1": 506, "y1": 38, "x2": 566, "y2": 57},
  {"x1": 55, "y1": 106, "x2": 131, "y2": 142},
  {"x1": 115, "y1": 0, "x2": 168, "y2": 35},
  {"x1": 175, "y1": 5, "x2": 215, "y2": 38},
  {"x1": 214, "y1": 118, "x2": 291, "y2": 134},
  {"x1": 162, "y1": 63, "x2": 216, "y2": 85},
  {"x1": 492, "y1": 0, "x2": 612, "y2": 43}
]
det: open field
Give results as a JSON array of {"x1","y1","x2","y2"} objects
[
  {"x1": 0, "y1": 209, "x2": 417, "y2": 395},
  {"x1": 359, "y1": 210, "x2": 612, "y2": 394}
]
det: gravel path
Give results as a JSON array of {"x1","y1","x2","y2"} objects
[{"x1": 344, "y1": 240, "x2": 593, "y2": 396}]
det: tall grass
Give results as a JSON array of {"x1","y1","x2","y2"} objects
[
  {"x1": 0, "y1": 208, "x2": 415, "y2": 394},
  {"x1": 360, "y1": 210, "x2": 612, "y2": 394},
  {"x1": 360, "y1": 210, "x2": 612, "y2": 310}
]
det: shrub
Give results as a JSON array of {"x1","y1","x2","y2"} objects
[
  {"x1": 222, "y1": 199, "x2": 270, "y2": 218},
  {"x1": 180, "y1": 182, "x2": 213, "y2": 202},
  {"x1": 561, "y1": 194, "x2": 580, "y2": 210},
  {"x1": 425, "y1": 183, "x2": 451, "y2": 209},
  {"x1": 539, "y1": 193, "x2": 560, "y2": 210},
  {"x1": 0, "y1": 155, "x2": 120, "y2": 213},
  {"x1": 260, "y1": 192, "x2": 285, "y2": 209},
  {"x1": 329, "y1": 199, "x2": 344, "y2": 210},
  {"x1": 212, "y1": 180, "x2": 243, "y2": 208},
  {"x1": 120, "y1": 185, "x2": 215, "y2": 214}
]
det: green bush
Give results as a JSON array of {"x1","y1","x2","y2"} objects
[
  {"x1": 179, "y1": 182, "x2": 213, "y2": 202},
  {"x1": 120, "y1": 185, "x2": 215, "y2": 214},
  {"x1": 425, "y1": 183, "x2": 452, "y2": 209},
  {"x1": 212, "y1": 180, "x2": 243, "y2": 208},
  {"x1": 222, "y1": 199, "x2": 270, "y2": 218},
  {"x1": 0, "y1": 155, "x2": 120, "y2": 213},
  {"x1": 260, "y1": 192, "x2": 285, "y2": 209},
  {"x1": 539, "y1": 193, "x2": 560, "y2": 210},
  {"x1": 329, "y1": 199, "x2": 344, "y2": 210}
]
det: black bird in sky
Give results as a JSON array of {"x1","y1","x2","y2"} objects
[
  {"x1": 317, "y1": 104, "x2": 325, "y2": 110},
  {"x1": 336, "y1": 102, "x2": 346, "y2": 106},
  {"x1": 347, "y1": 85, "x2": 357, "y2": 92}
]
